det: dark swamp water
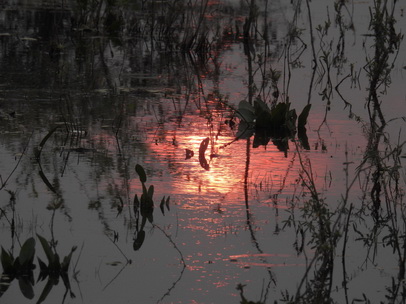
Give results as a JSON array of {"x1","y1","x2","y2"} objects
[{"x1": 1, "y1": 0, "x2": 406, "y2": 303}]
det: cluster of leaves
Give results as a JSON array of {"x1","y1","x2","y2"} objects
[
  {"x1": 0, "y1": 235, "x2": 76, "y2": 302},
  {"x1": 235, "y1": 98, "x2": 311, "y2": 152},
  {"x1": 133, "y1": 164, "x2": 170, "y2": 251}
]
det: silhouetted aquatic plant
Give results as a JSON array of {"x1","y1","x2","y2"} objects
[
  {"x1": 235, "y1": 98, "x2": 311, "y2": 152},
  {"x1": 0, "y1": 237, "x2": 36, "y2": 299},
  {"x1": 0, "y1": 234, "x2": 76, "y2": 303},
  {"x1": 237, "y1": 283, "x2": 265, "y2": 304},
  {"x1": 133, "y1": 164, "x2": 170, "y2": 251},
  {"x1": 36, "y1": 234, "x2": 76, "y2": 303}
]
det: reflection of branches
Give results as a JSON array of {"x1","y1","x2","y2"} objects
[
  {"x1": 242, "y1": 138, "x2": 276, "y2": 302},
  {"x1": 153, "y1": 224, "x2": 186, "y2": 303},
  {"x1": 0, "y1": 131, "x2": 33, "y2": 191},
  {"x1": 102, "y1": 232, "x2": 132, "y2": 291},
  {"x1": 153, "y1": 224, "x2": 186, "y2": 265},
  {"x1": 102, "y1": 262, "x2": 129, "y2": 292}
]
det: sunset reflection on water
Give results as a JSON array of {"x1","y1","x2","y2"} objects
[{"x1": 126, "y1": 96, "x2": 367, "y2": 246}]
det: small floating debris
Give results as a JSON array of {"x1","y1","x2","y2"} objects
[{"x1": 185, "y1": 149, "x2": 194, "y2": 159}]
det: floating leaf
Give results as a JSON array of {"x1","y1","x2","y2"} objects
[
  {"x1": 298, "y1": 104, "x2": 312, "y2": 130},
  {"x1": 36, "y1": 277, "x2": 55, "y2": 304},
  {"x1": 133, "y1": 230, "x2": 145, "y2": 251},
  {"x1": 0, "y1": 274, "x2": 13, "y2": 297},
  {"x1": 254, "y1": 98, "x2": 271, "y2": 115},
  {"x1": 1, "y1": 248, "x2": 14, "y2": 274},
  {"x1": 270, "y1": 102, "x2": 289, "y2": 128},
  {"x1": 37, "y1": 258, "x2": 48, "y2": 278},
  {"x1": 298, "y1": 127, "x2": 310, "y2": 150},
  {"x1": 133, "y1": 194, "x2": 140, "y2": 213},
  {"x1": 254, "y1": 99, "x2": 273, "y2": 129},
  {"x1": 18, "y1": 238, "x2": 35, "y2": 268},
  {"x1": 199, "y1": 137, "x2": 209, "y2": 154},
  {"x1": 236, "y1": 121, "x2": 254, "y2": 139},
  {"x1": 198, "y1": 137, "x2": 210, "y2": 171},
  {"x1": 165, "y1": 196, "x2": 170, "y2": 211},
  {"x1": 236, "y1": 100, "x2": 256, "y2": 123},
  {"x1": 147, "y1": 185, "x2": 154, "y2": 199},
  {"x1": 185, "y1": 149, "x2": 194, "y2": 160},
  {"x1": 135, "y1": 164, "x2": 147, "y2": 183},
  {"x1": 18, "y1": 276, "x2": 34, "y2": 299},
  {"x1": 238, "y1": 100, "x2": 255, "y2": 112},
  {"x1": 36, "y1": 235, "x2": 54, "y2": 265},
  {"x1": 61, "y1": 246, "x2": 76, "y2": 273},
  {"x1": 160, "y1": 197, "x2": 165, "y2": 215}
]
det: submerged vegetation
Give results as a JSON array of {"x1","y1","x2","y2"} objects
[{"x1": 0, "y1": 0, "x2": 406, "y2": 303}]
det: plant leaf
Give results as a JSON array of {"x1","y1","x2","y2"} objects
[
  {"x1": 36, "y1": 277, "x2": 55, "y2": 304},
  {"x1": 165, "y1": 196, "x2": 170, "y2": 211},
  {"x1": 36, "y1": 235, "x2": 54, "y2": 265},
  {"x1": 133, "y1": 194, "x2": 139, "y2": 213},
  {"x1": 160, "y1": 197, "x2": 165, "y2": 215},
  {"x1": 18, "y1": 276, "x2": 34, "y2": 299},
  {"x1": 19, "y1": 238, "x2": 36, "y2": 268},
  {"x1": 61, "y1": 247, "x2": 76, "y2": 273},
  {"x1": 135, "y1": 164, "x2": 147, "y2": 183},
  {"x1": 133, "y1": 230, "x2": 145, "y2": 251},
  {"x1": 37, "y1": 258, "x2": 48, "y2": 281},
  {"x1": 1, "y1": 247, "x2": 14, "y2": 274},
  {"x1": 0, "y1": 274, "x2": 13, "y2": 297},
  {"x1": 237, "y1": 100, "x2": 256, "y2": 123},
  {"x1": 198, "y1": 138, "x2": 210, "y2": 171},
  {"x1": 148, "y1": 185, "x2": 154, "y2": 199},
  {"x1": 254, "y1": 98, "x2": 273, "y2": 129},
  {"x1": 298, "y1": 104, "x2": 312, "y2": 129},
  {"x1": 270, "y1": 102, "x2": 289, "y2": 128}
]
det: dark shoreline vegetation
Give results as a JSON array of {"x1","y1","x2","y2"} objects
[{"x1": 0, "y1": 0, "x2": 406, "y2": 303}]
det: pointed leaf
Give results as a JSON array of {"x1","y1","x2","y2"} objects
[
  {"x1": 61, "y1": 251, "x2": 73, "y2": 273},
  {"x1": 254, "y1": 99, "x2": 273, "y2": 129},
  {"x1": 52, "y1": 253, "x2": 61, "y2": 272},
  {"x1": 133, "y1": 194, "x2": 140, "y2": 214},
  {"x1": 238, "y1": 100, "x2": 255, "y2": 113},
  {"x1": 270, "y1": 102, "x2": 289, "y2": 128},
  {"x1": 1, "y1": 248, "x2": 14, "y2": 274},
  {"x1": 236, "y1": 101, "x2": 256, "y2": 123},
  {"x1": 36, "y1": 277, "x2": 55, "y2": 304},
  {"x1": 236, "y1": 121, "x2": 254, "y2": 139},
  {"x1": 160, "y1": 197, "x2": 165, "y2": 215},
  {"x1": 147, "y1": 185, "x2": 154, "y2": 199},
  {"x1": 199, "y1": 137, "x2": 209, "y2": 156},
  {"x1": 19, "y1": 238, "x2": 36, "y2": 267},
  {"x1": 37, "y1": 258, "x2": 48, "y2": 282},
  {"x1": 298, "y1": 127, "x2": 310, "y2": 150},
  {"x1": 198, "y1": 137, "x2": 210, "y2": 171},
  {"x1": 133, "y1": 230, "x2": 145, "y2": 251},
  {"x1": 0, "y1": 274, "x2": 13, "y2": 297},
  {"x1": 18, "y1": 276, "x2": 34, "y2": 299},
  {"x1": 36, "y1": 235, "x2": 54, "y2": 265},
  {"x1": 185, "y1": 149, "x2": 194, "y2": 159},
  {"x1": 254, "y1": 98, "x2": 272, "y2": 115},
  {"x1": 135, "y1": 164, "x2": 147, "y2": 183},
  {"x1": 165, "y1": 196, "x2": 170, "y2": 211},
  {"x1": 298, "y1": 104, "x2": 312, "y2": 129},
  {"x1": 142, "y1": 182, "x2": 148, "y2": 196}
]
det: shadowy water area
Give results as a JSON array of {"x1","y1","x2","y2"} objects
[{"x1": 1, "y1": 0, "x2": 406, "y2": 303}]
